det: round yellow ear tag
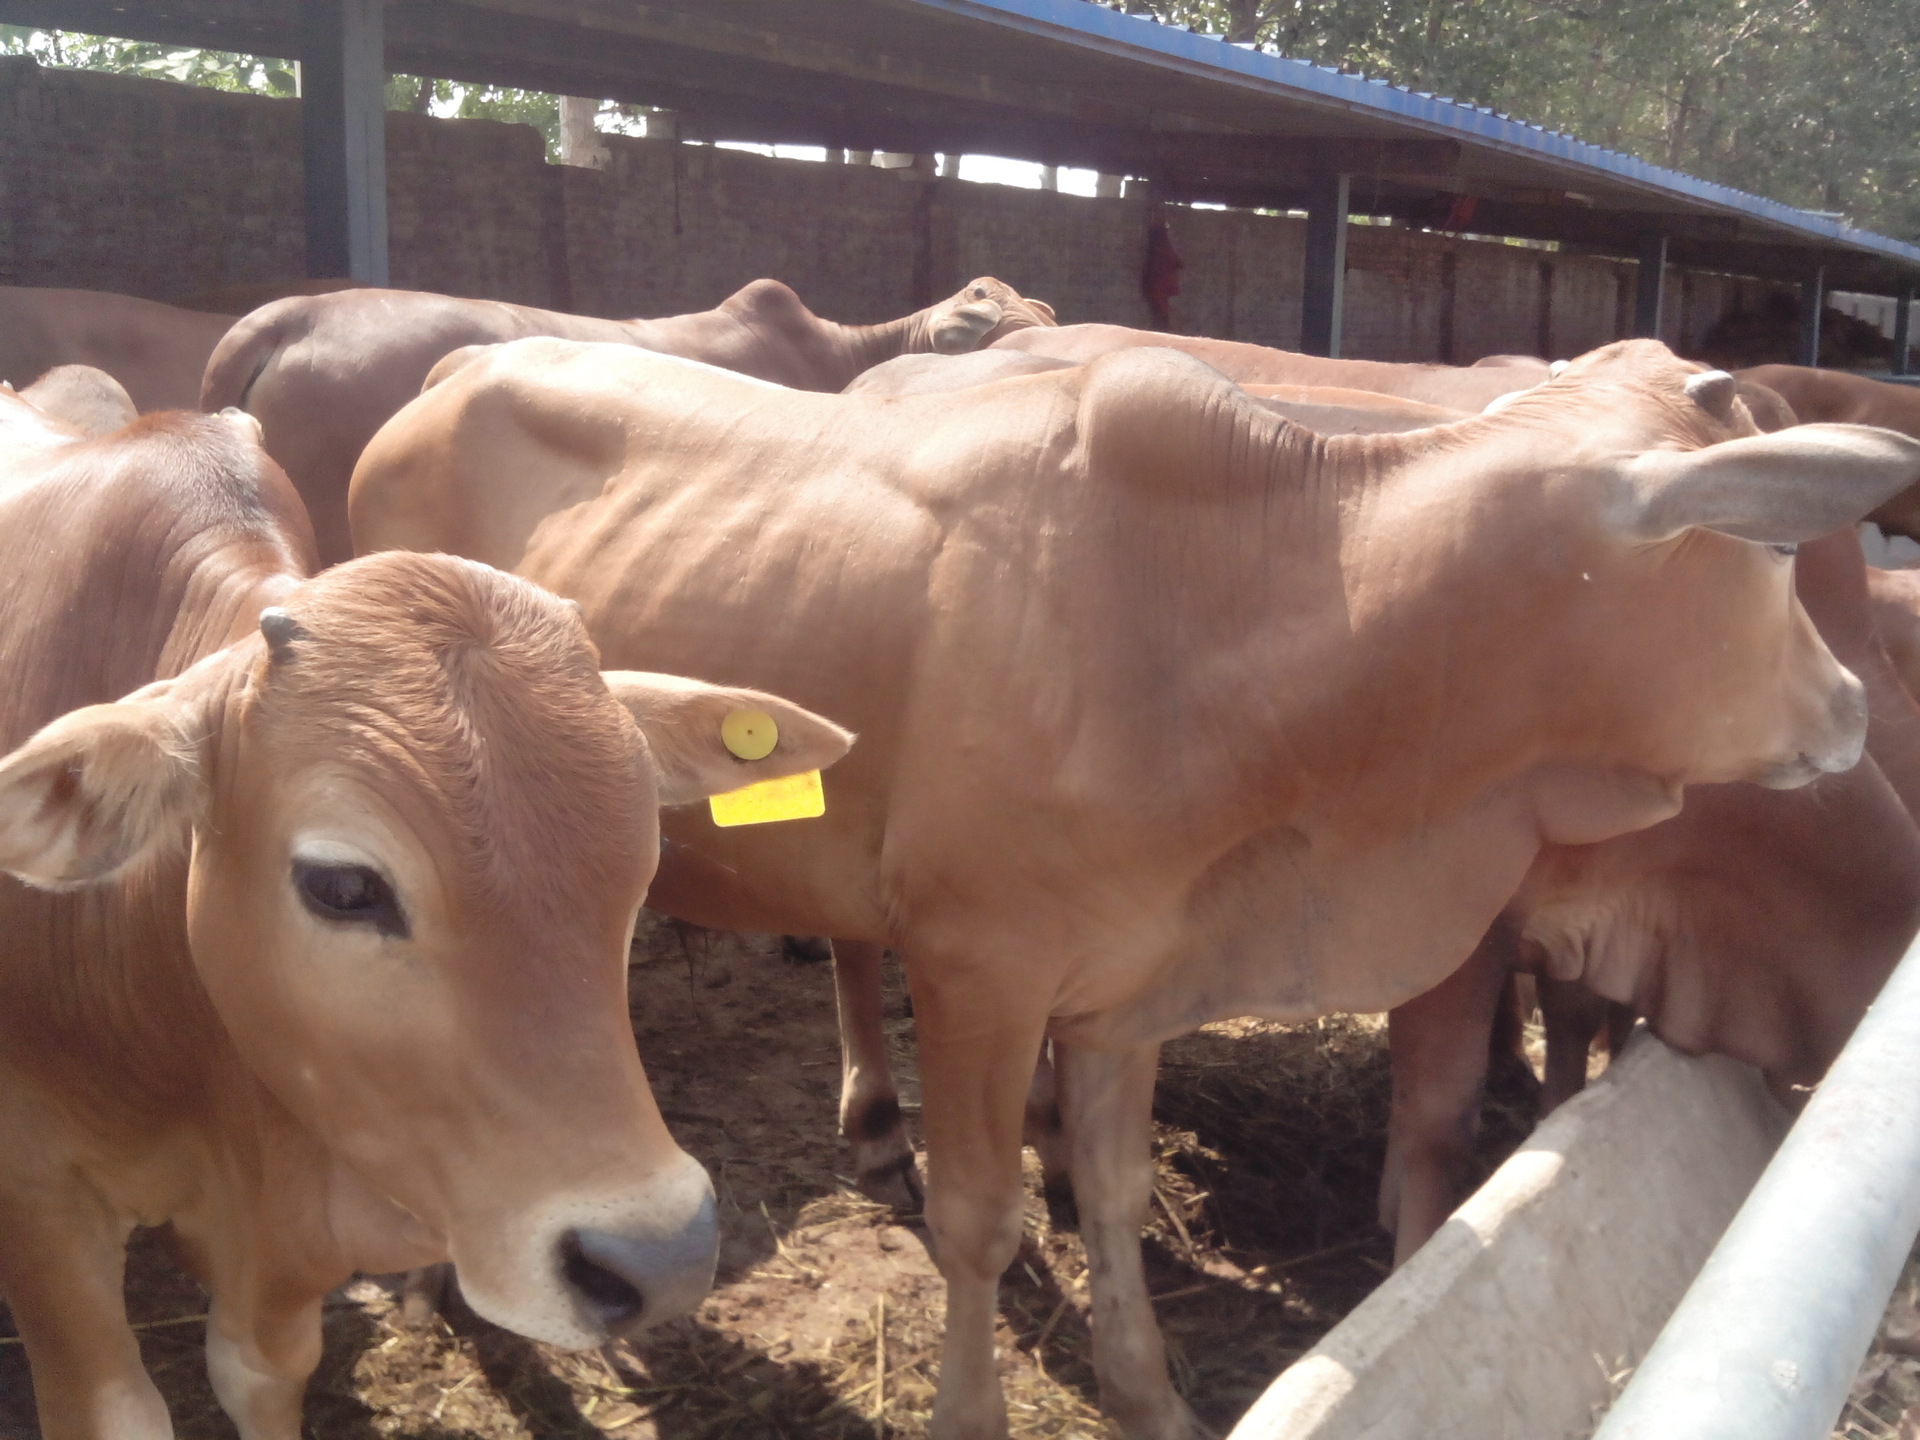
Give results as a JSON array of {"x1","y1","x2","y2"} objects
[{"x1": 721, "y1": 708, "x2": 779, "y2": 761}]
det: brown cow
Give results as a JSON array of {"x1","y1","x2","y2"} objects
[
  {"x1": 991, "y1": 321, "x2": 1549, "y2": 409},
  {"x1": 827, "y1": 369, "x2": 1467, "y2": 1204},
  {"x1": 1380, "y1": 526, "x2": 1920, "y2": 1266},
  {"x1": 349, "y1": 338, "x2": 1918, "y2": 1440},
  {"x1": 202, "y1": 277, "x2": 1057, "y2": 564},
  {"x1": 0, "y1": 411, "x2": 852, "y2": 1438},
  {"x1": 0, "y1": 286, "x2": 236, "y2": 412}
]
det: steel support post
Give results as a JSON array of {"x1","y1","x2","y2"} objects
[
  {"x1": 1796, "y1": 266, "x2": 1826, "y2": 367},
  {"x1": 1632, "y1": 234, "x2": 1667, "y2": 339},
  {"x1": 1893, "y1": 281, "x2": 1913, "y2": 377},
  {"x1": 1300, "y1": 171, "x2": 1349, "y2": 358},
  {"x1": 302, "y1": 0, "x2": 389, "y2": 284}
]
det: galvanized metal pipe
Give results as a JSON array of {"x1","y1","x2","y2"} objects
[{"x1": 1594, "y1": 934, "x2": 1920, "y2": 1440}]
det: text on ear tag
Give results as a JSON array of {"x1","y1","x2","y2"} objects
[
  {"x1": 721, "y1": 707, "x2": 779, "y2": 761},
  {"x1": 709, "y1": 770, "x2": 825, "y2": 827}
]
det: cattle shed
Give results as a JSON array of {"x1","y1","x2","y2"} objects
[{"x1": 6, "y1": 0, "x2": 1920, "y2": 368}]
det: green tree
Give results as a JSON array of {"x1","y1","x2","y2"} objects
[
  {"x1": 0, "y1": 24, "x2": 295, "y2": 94},
  {"x1": 1095, "y1": 0, "x2": 1920, "y2": 242}
]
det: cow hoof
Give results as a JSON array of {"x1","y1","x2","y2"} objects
[
  {"x1": 399, "y1": 1263, "x2": 453, "y2": 1327},
  {"x1": 856, "y1": 1153, "x2": 924, "y2": 1213}
]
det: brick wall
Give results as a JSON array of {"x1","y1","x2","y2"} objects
[{"x1": 1, "y1": 55, "x2": 1748, "y2": 362}]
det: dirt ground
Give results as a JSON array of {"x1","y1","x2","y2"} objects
[{"x1": 0, "y1": 914, "x2": 1898, "y2": 1438}]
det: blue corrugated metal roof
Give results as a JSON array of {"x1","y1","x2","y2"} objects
[{"x1": 904, "y1": 0, "x2": 1920, "y2": 271}]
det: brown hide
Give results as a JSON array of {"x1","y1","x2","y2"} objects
[
  {"x1": 843, "y1": 348, "x2": 1077, "y2": 395},
  {"x1": 1739, "y1": 366, "x2": 1920, "y2": 537},
  {"x1": 349, "y1": 334, "x2": 1920, "y2": 1436},
  {"x1": 203, "y1": 276, "x2": 1055, "y2": 565},
  {"x1": 165, "y1": 276, "x2": 369, "y2": 315},
  {"x1": 1869, "y1": 565, "x2": 1920, "y2": 707},
  {"x1": 17, "y1": 365, "x2": 137, "y2": 438},
  {"x1": 0, "y1": 383, "x2": 87, "y2": 479},
  {"x1": 991, "y1": 321, "x2": 1549, "y2": 408},
  {"x1": 1239, "y1": 383, "x2": 1466, "y2": 435},
  {"x1": 843, "y1": 356, "x2": 1468, "y2": 439},
  {"x1": 0, "y1": 286, "x2": 234, "y2": 412},
  {"x1": 1383, "y1": 527, "x2": 1920, "y2": 1263}
]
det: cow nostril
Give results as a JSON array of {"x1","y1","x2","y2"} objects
[{"x1": 559, "y1": 1230, "x2": 645, "y2": 1331}]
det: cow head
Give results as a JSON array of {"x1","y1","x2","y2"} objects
[
  {"x1": 927, "y1": 277, "x2": 1058, "y2": 354},
  {"x1": 0, "y1": 552, "x2": 853, "y2": 1347},
  {"x1": 1391, "y1": 340, "x2": 1920, "y2": 841}
]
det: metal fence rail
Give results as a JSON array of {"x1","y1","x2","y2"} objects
[{"x1": 1594, "y1": 934, "x2": 1920, "y2": 1440}]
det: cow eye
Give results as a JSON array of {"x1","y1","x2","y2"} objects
[
  {"x1": 1768, "y1": 543, "x2": 1798, "y2": 560},
  {"x1": 292, "y1": 860, "x2": 408, "y2": 939}
]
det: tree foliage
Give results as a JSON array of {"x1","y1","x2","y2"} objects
[
  {"x1": 1101, "y1": 0, "x2": 1920, "y2": 241},
  {"x1": 0, "y1": 25, "x2": 295, "y2": 94}
]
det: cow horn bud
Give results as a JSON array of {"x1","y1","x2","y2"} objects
[{"x1": 259, "y1": 606, "x2": 304, "y2": 660}]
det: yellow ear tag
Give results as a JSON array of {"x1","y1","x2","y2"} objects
[
  {"x1": 709, "y1": 769, "x2": 826, "y2": 827},
  {"x1": 721, "y1": 707, "x2": 779, "y2": 761}
]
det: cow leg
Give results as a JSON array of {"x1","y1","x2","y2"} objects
[
  {"x1": 399, "y1": 1261, "x2": 453, "y2": 1326},
  {"x1": 912, "y1": 964, "x2": 1050, "y2": 1440},
  {"x1": 1024, "y1": 1040, "x2": 1074, "y2": 1222},
  {"x1": 1537, "y1": 974, "x2": 1612, "y2": 1116},
  {"x1": 832, "y1": 938, "x2": 920, "y2": 1208},
  {"x1": 1054, "y1": 1040, "x2": 1204, "y2": 1440},
  {"x1": 0, "y1": 1179, "x2": 171, "y2": 1440},
  {"x1": 202, "y1": 1293, "x2": 323, "y2": 1440},
  {"x1": 1381, "y1": 921, "x2": 1516, "y2": 1266},
  {"x1": 156, "y1": 1196, "x2": 327, "y2": 1440}
]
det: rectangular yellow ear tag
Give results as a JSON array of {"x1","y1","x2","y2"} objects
[{"x1": 708, "y1": 769, "x2": 827, "y2": 827}]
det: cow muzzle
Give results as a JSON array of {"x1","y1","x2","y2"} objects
[
  {"x1": 453, "y1": 1149, "x2": 718, "y2": 1348},
  {"x1": 1753, "y1": 666, "x2": 1869, "y2": 790},
  {"x1": 931, "y1": 300, "x2": 1004, "y2": 354},
  {"x1": 557, "y1": 1191, "x2": 718, "y2": 1338}
]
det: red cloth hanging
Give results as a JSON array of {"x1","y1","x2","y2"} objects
[{"x1": 1142, "y1": 218, "x2": 1186, "y2": 330}]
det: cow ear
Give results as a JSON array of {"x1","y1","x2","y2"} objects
[
  {"x1": 0, "y1": 665, "x2": 226, "y2": 890},
  {"x1": 601, "y1": 671, "x2": 855, "y2": 806},
  {"x1": 1620, "y1": 423, "x2": 1920, "y2": 544}
]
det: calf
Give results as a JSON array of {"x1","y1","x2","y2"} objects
[
  {"x1": 1381, "y1": 527, "x2": 1920, "y2": 1265},
  {"x1": 0, "y1": 412, "x2": 851, "y2": 1439},
  {"x1": 349, "y1": 338, "x2": 1919, "y2": 1439}
]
